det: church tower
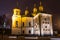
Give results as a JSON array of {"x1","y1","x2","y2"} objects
[
  {"x1": 39, "y1": 1, "x2": 44, "y2": 12},
  {"x1": 12, "y1": 8, "x2": 21, "y2": 28},
  {"x1": 32, "y1": 4, "x2": 37, "y2": 17},
  {"x1": 12, "y1": 1, "x2": 21, "y2": 35}
]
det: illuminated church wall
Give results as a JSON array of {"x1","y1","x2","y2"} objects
[
  {"x1": 12, "y1": 10, "x2": 53, "y2": 36},
  {"x1": 21, "y1": 17, "x2": 34, "y2": 34},
  {"x1": 33, "y1": 14, "x2": 40, "y2": 35},
  {"x1": 12, "y1": 12, "x2": 53, "y2": 36},
  {"x1": 12, "y1": 8, "x2": 21, "y2": 35},
  {"x1": 12, "y1": 8, "x2": 21, "y2": 28},
  {"x1": 39, "y1": 13, "x2": 53, "y2": 36},
  {"x1": 11, "y1": 2, "x2": 53, "y2": 36},
  {"x1": 33, "y1": 13, "x2": 53, "y2": 36}
]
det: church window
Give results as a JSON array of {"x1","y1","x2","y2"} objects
[
  {"x1": 22, "y1": 30, "x2": 24, "y2": 34},
  {"x1": 29, "y1": 30, "x2": 31, "y2": 34},
  {"x1": 45, "y1": 26, "x2": 47, "y2": 28},
  {"x1": 29, "y1": 22, "x2": 31, "y2": 27},
  {"x1": 16, "y1": 21, "x2": 18, "y2": 28},
  {"x1": 44, "y1": 18, "x2": 47, "y2": 21},
  {"x1": 22, "y1": 22, "x2": 24, "y2": 27}
]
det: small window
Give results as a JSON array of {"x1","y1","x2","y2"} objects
[
  {"x1": 45, "y1": 26, "x2": 47, "y2": 28},
  {"x1": 29, "y1": 22, "x2": 31, "y2": 27},
  {"x1": 16, "y1": 21, "x2": 18, "y2": 27},
  {"x1": 44, "y1": 18, "x2": 47, "y2": 21},
  {"x1": 22, "y1": 30, "x2": 24, "y2": 34},
  {"x1": 45, "y1": 22, "x2": 49, "y2": 24},
  {"x1": 29, "y1": 30, "x2": 31, "y2": 34},
  {"x1": 22, "y1": 22, "x2": 24, "y2": 27}
]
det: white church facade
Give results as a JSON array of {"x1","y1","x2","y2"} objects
[{"x1": 12, "y1": 2, "x2": 53, "y2": 36}]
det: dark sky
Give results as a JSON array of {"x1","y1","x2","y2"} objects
[
  {"x1": 0, "y1": 0, "x2": 60, "y2": 15},
  {"x1": 0, "y1": 0, "x2": 60, "y2": 31}
]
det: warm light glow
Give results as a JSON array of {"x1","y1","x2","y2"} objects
[
  {"x1": 33, "y1": 8, "x2": 37, "y2": 13},
  {"x1": 13, "y1": 8, "x2": 21, "y2": 15},
  {"x1": 32, "y1": 4, "x2": 37, "y2": 17},
  {"x1": 32, "y1": 14, "x2": 36, "y2": 17},
  {"x1": 39, "y1": 2, "x2": 44, "y2": 11},
  {"x1": 12, "y1": 8, "x2": 53, "y2": 36},
  {"x1": 22, "y1": 17, "x2": 33, "y2": 27},
  {"x1": 12, "y1": 8, "x2": 21, "y2": 28},
  {"x1": 39, "y1": 6, "x2": 43, "y2": 12},
  {"x1": 25, "y1": 9, "x2": 29, "y2": 15},
  {"x1": 33, "y1": 14, "x2": 40, "y2": 19},
  {"x1": 12, "y1": 15, "x2": 21, "y2": 28},
  {"x1": 32, "y1": 8, "x2": 37, "y2": 16},
  {"x1": 22, "y1": 17, "x2": 27, "y2": 27}
]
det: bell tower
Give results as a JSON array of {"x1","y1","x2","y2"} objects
[
  {"x1": 12, "y1": 1, "x2": 21, "y2": 35},
  {"x1": 13, "y1": 8, "x2": 21, "y2": 15},
  {"x1": 12, "y1": 8, "x2": 21, "y2": 28}
]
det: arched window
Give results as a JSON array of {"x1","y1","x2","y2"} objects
[
  {"x1": 29, "y1": 30, "x2": 31, "y2": 34},
  {"x1": 22, "y1": 22, "x2": 24, "y2": 27},
  {"x1": 45, "y1": 26, "x2": 47, "y2": 28},
  {"x1": 29, "y1": 22, "x2": 31, "y2": 27},
  {"x1": 22, "y1": 30, "x2": 24, "y2": 34},
  {"x1": 16, "y1": 21, "x2": 18, "y2": 27}
]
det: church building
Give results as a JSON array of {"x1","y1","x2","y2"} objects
[{"x1": 12, "y1": 2, "x2": 53, "y2": 36}]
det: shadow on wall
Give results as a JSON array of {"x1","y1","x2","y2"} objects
[{"x1": 55, "y1": 16, "x2": 60, "y2": 34}]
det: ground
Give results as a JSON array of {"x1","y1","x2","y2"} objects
[{"x1": 0, "y1": 34, "x2": 60, "y2": 40}]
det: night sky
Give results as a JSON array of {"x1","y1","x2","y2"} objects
[
  {"x1": 0, "y1": 0, "x2": 60, "y2": 32},
  {"x1": 0, "y1": 0, "x2": 60, "y2": 15}
]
